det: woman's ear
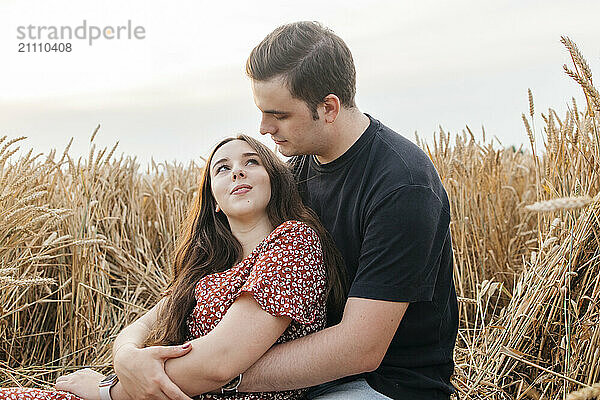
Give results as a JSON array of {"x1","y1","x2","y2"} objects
[{"x1": 321, "y1": 94, "x2": 341, "y2": 124}]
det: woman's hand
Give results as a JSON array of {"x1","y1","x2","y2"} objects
[
  {"x1": 113, "y1": 343, "x2": 193, "y2": 400},
  {"x1": 55, "y1": 368, "x2": 105, "y2": 400}
]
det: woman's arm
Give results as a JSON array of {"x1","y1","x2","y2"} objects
[
  {"x1": 113, "y1": 298, "x2": 194, "y2": 400},
  {"x1": 55, "y1": 298, "x2": 194, "y2": 400},
  {"x1": 162, "y1": 292, "x2": 292, "y2": 396},
  {"x1": 115, "y1": 222, "x2": 319, "y2": 398},
  {"x1": 112, "y1": 300, "x2": 157, "y2": 358}
]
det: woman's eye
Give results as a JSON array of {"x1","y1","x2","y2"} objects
[
  {"x1": 216, "y1": 165, "x2": 229, "y2": 173},
  {"x1": 246, "y1": 158, "x2": 259, "y2": 165}
]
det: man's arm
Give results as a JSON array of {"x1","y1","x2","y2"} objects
[
  {"x1": 237, "y1": 185, "x2": 445, "y2": 392},
  {"x1": 239, "y1": 297, "x2": 408, "y2": 392}
]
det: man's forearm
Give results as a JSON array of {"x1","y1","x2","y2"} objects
[
  {"x1": 239, "y1": 322, "x2": 374, "y2": 392},
  {"x1": 239, "y1": 298, "x2": 408, "y2": 393}
]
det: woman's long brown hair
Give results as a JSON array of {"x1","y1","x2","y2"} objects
[{"x1": 143, "y1": 135, "x2": 347, "y2": 346}]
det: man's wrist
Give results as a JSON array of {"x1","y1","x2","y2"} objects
[
  {"x1": 221, "y1": 373, "x2": 242, "y2": 394},
  {"x1": 99, "y1": 373, "x2": 120, "y2": 400},
  {"x1": 236, "y1": 371, "x2": 255, "y2": 392}
]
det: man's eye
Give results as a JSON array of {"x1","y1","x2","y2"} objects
[{"x1": 273, "y1": 114, "x2": 287, "y2": 120}]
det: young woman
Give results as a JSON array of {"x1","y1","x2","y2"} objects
[{"x1": 1, "y1": 135, "x2": 346, "y2": 400}]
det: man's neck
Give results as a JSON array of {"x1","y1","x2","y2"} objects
[{"x1": 314, "y1": 110, "x2": 370, "y2": 164}]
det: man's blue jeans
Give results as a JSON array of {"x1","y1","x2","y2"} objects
[{"x1": 307, "y1": 378, "x2": 393, "y2": 399}]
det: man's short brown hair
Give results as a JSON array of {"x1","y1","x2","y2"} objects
[{"x1": 246, "y1": 21, "x2": 357, "y2": 119}]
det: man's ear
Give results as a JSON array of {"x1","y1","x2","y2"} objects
[{"x1": 321, "y1": 94, "x2": 341, "y2": 123}]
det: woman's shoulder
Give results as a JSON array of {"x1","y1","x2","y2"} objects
[{"x1": 269, "y1": 220, "x2": 320, "y2": 242}]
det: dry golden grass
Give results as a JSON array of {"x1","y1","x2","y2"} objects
[
  {"x1": 1, "y1": 37, "x2": 599, "y2": 399},
  {"x1": 0, "y1": 134, "x2": 201, "y2": 387},
  {"x1": 441, "y1": 37, "x2": 600, "y2": 399}
]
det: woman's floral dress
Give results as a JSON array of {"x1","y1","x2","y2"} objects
[{"x1": 1, "y1": 220, "x2": 327, "y2": 400}]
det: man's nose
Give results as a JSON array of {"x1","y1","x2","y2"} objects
[{"x1": 259, "y1": 117, "x2": 276, "y2": 136}]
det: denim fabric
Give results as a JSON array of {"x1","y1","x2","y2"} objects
[{"x1": 307, "y1": 379, "x2": 393, "y2": 399}]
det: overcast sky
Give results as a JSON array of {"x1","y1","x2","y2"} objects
[{"x1": 1, "y1": 0, "x2": 599, "y2": 166}]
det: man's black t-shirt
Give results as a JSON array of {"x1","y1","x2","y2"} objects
[{"x1": 291, "y1": 114, "x2": 458, "y2": 399}]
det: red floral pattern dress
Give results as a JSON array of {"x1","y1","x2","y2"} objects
[{"x1": 1, "y1": 220, "x2": 327, "y2": 400}]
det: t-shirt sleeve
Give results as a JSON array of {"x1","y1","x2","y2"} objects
[
  {"x1": 349, "y1": 185, "x2": 451, "y2": 302},
  {"x1": 240, "y1": 221, "x2": 327, "y2": 324}
]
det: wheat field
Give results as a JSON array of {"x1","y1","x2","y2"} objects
[{"x1": 1, "y1": 37, "x2": 599, "y2": 399}]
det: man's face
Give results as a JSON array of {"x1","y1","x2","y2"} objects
[{"x1": 251, "y1": 77, "x2": 326, "y2": 157}]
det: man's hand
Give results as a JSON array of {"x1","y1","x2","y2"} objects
[
  {"x1": 113, "y1": 343, "x2": 193, "y2": 400},
  {"x1": 55, "y1": 368, "x2": 104, "y2": 400}
]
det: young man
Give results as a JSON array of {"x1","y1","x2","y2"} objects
[
  {"x1": 238, "y1": 21, "x2": 459, "y2": 399},
  {"x1": 111, "y1": 22, "x2": 458, "y2": 400}
]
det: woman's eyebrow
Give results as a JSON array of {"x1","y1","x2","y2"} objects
[
  {"x1": 212, "y1": 153, "x2": 259, "y2": 170},
  {"x1": 212, "y1": 157, "x2": 229, "y2": 170}
]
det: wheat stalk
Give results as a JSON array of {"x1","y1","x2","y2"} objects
[
  {"x1": 524, "y1": 195, "x2": 594, "y2": 212},
  {"x1": 528, "y1": 88, "x2": 535, "y2": 118},
  {"x1": 0, "y1": 276, "x2": 57, "y2": 287},
  {"x1": 567, "y1": 383, "x2": 600, "y2": 400}
]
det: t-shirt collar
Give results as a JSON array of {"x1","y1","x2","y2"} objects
[{"x1": 310, "y1": 113, "x2": 380, "y2": 172}]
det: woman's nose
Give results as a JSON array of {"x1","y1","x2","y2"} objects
[{"x1": 232, "y1": 168, "x2": 246, "y2": 180}]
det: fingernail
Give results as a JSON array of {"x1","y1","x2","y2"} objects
[{"x1": 182, "y1": 342, "x2": 191, "y2": 349}]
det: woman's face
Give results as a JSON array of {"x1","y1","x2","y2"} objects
[{"x1": 209, "y1": 140, "x2": 272, "y2": 222}]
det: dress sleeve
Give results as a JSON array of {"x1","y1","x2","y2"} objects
[{"x1": 240, "y1": 221, "x2": 326, "y2": 325}]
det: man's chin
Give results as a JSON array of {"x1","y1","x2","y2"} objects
[{"x1": 276, "y1": 144, "x2": 297, "y2": 157}]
